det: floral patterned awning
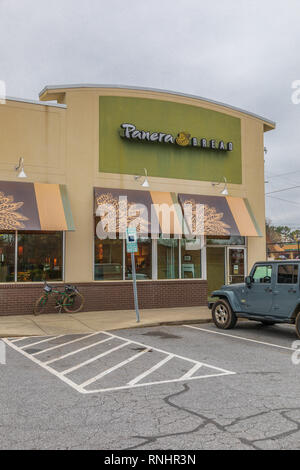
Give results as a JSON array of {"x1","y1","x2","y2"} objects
[
  {"x1": 0, "y1": 181, "x2": 74, "y2": 231},
  {"x1": 94, "y1": 187, "x2": 183, "y2": 236},
  {"x1": 94, "y1": 187, "x2": 261, "y2": 237},
  {"x1": 178, "y1": 193, "x2": 261, "y2": 237}
]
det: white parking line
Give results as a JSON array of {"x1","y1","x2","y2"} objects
[
  {"x1": 80, "y1": 347, "x2": 151, "y2": 388},
  {"x1": 4, "y1": 331, "x2": 236, "y2": 394},
  {"x1": 20, "y1": 335, "x2": 63, "y2": 349},
  {"x1": 100, "y1": 331, "x2": 233, "y2": 374},
  {"x1": 3, "y1": 337, "x2": 88, "y2": 394},
  {"x1": 9, "y1": 337, "x2": 26, "y2": 343},
  {"x1": 83, "y1": 371, "x2": 233, "y2": 394},
  {"x1": 128, "y1": 354, "x2": 174, "y2": 386},
  {"x1": 31, "y1": 332, "x2": 100, "y2": 356},
  {"x1": 180, "y1": 363, "x2": 203, "y2": 380},
  {"x1": 11, "y1": 336, "x2": 49, "y2": 344},
  {"x1": 60, "y1": 341, "x2": 131, "y2": 375},
  {"x1": 44, "y1": 337, "x2": 112, "y2": 365},
  {"x1": 184, "y1": 325, "x2": 297, "y2": 351}
]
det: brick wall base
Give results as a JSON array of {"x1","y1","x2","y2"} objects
[{"x1": 0, "y1": 280, "x2": 208, "y2": 316}]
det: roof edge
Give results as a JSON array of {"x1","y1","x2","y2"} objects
[
  {"x1": 39, "y1": 83, "x2": 276, "y2": 128},
  {"x1": 4, "y1": 96, "x2": 67, "y2": 108}
]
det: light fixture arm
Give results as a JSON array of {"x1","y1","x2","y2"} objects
[
  {"x1": 134, "y1": 168, "x2": 149, "y2": 188},
  {"x1": 15, "y1": 156, "x2": 27, "y2": 178},
  {"x1": 211, "y1": 176, "x2": 228, "y2": 195},
  {"x1": 15, "y1": 157, "x2": 24, "y2": 171},
  {"x1": 134, "y1": 168, "x2": 147, "y2": 181},
  {"x1": 212, "y1": 176, "x2": 227, "y2": 187}
]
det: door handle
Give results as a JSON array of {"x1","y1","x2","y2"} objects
[
  {"x1": 288, "y1": 288, "x2": 297, "y2": 293},
  {"x1": 264, "y1": 287, "x2": 272, "y2": 292}
]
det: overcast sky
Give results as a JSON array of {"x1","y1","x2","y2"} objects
[{"x1": 1, "y1": 0, "x2": 300, "y2": 227}]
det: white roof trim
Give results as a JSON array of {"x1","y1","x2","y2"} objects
[
  {"x1": 4, "y1": 96, "x2": 67, "y2": 108},
  {"x1": 39, "y1": 83, "x2": 275, "y2": 126}
]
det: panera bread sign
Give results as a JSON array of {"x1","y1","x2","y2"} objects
[{"x1": 120, "y1": 123, "x2": 233, "y2": 152}]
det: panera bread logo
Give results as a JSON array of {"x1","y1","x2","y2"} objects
[{"x1": 120, "y1": 123, "x2": 233, "y2": 151}]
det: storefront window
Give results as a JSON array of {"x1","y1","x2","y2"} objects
[
  {"x1": 0, "y1": 233, "x2": 15, "y2": 282},
  {"x1": 17, "y1": 232, "x2": 63, "y2": 282},
  {"x1": 181, "y1": 239, "x2": 201, "y2": 278},
  {"x1": 125, "y1": 238, "x2": 152, "y2": 280},
  {"x1": 157, "y1": 238, "x2": 179, "y2": 279},
  {"x1": 94, "y1": 238, "x2": 123, "y2": 280},
  {"x1": 93, "y1": 235, "x2": 204, "y2": 281}
]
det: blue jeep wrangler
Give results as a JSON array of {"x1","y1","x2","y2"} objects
[{"x1": 209, "y1": 260, "x2": 300, "y2": 338}]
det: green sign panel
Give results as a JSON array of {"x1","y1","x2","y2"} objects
[
  {"x1": 99, "y1": 96, "x2": 242, "y2": 184},
  {"x1": 126, "y1": 228, "x2": 138, "y2": 253}
]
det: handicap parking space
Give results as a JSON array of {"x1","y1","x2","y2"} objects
[
  {"x1": 4, "y1": 329, "x2": 235, "y2": 394},
  {"x1": 5, "y1": 320, "x2": 299, "y2": 396},
  {"x1": 4, "y1": 321, "x2": 300, "y2": 450}
]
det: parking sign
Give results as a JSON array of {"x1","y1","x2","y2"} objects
[
  {"x1": 126, "y1": 228, "x2": 138, "y2": 253},
  {"x1": 125, "y1": 228, "x2": 140, "y2": 322}
]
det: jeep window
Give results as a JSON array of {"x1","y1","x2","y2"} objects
[
  {"x1": 277, "y1": 264, "x2": 298, "y2": 284},
  {"x1": 252, "y1": 265, "x2": 272, "y2": 283}
]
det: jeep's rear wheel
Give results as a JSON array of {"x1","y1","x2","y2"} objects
[
  {"x1": 212, "y1": 300, "x2": 237, "y2": 330},
  {"x1": 295, "y1": 312, "x2": 300, "y2": 339}
]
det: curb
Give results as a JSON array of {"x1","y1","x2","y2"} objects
[
  {"x1": 0, "y1": 317, "x2": 212, "y2": 338},
  {"x1": 116, "y1": 318, "x2": 212, "y2": 331}
]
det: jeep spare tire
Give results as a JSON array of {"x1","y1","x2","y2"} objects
[{"x1": 212, "y1": 299, "x2": 237, "y2": 330}]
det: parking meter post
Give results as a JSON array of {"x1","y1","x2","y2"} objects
[
  {"x1": 126, "y1": 228, "x2": 140, "y2": 323},
  {"x1": 131, "y1": 252, "x2": 140, "y2": 323}
]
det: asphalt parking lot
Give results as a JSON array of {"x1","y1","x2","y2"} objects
[{"x1": 1, "y1": 320, "x2": 300, "y2": 450}]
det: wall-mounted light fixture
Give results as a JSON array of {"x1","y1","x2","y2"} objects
[
  {"x1": 134, "y1": 168, "x2": 149, "y2": 188},
  {"x1": 15, "y1": 157, "x2": 27, "y2": 178},
  {"x1": 211, "y1": 176, "x2": 228, "y2": 196}
]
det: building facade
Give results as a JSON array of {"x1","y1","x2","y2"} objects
[{"x1": 0, "y1": 85, "x2": 275, "y2": 315}]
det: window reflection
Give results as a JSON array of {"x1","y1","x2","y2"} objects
[
  {"x1": 157, "y1": 238, "x2": 179, "y2": 279},
  {"x1": 206, "y1": 236, "x2": 245, "y2": 246},
  {"x1": 94, "y1": 238, "x2": 123, "y2": 280},
  {"x1": 17, "y1": 232, "x2": 63, "y2": 282},
  {"x1": 125, "y1": 238, "x2": 152, "y2": 280},
  {"x1": 252, "y1": 265, "x2": 272, "y2": 283},
  {"x1": 181, "y1": 239, "x2": 201, "y2": 278},
  {"x1": 277, "y1": 264, "x2": 298, "y2": 284},
  {"x1": 0, "y1": 233, "x2": 15, "y2": 282}
]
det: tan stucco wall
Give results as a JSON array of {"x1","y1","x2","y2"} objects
[
  {"x1": 0, "y1": 87, "x2": 273, "y2": 282},
  {"x1": 0, "y1": 99, "x2": 66, "y2": 184}
]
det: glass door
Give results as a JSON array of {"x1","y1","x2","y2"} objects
[{"x1": 227, "y1": 247, "x2": 246, "y2": 284}]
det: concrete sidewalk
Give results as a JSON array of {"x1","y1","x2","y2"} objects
[{"x1": 0, "y1": 306, "x2": 211, "y2": 338}]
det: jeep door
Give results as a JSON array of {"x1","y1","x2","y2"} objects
[
  {"x1": 272, "y1": 263, "x2": 299, "y2": 318},
  {"x1": 246, "y1": 264, "x2": 273, "y2": 314}
]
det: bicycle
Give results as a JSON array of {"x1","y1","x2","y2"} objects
[{"x1": 34, "y1": 282, "x2": 84, "y2": 315}]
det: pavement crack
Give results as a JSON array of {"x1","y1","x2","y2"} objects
[{"x1": 124, "y1": 384, "x2": 258, "y2": 450}]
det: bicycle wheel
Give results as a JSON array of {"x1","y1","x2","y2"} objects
[
  {"x1": 63, "y1": 292, "x2": 84, "y2": 313},
  {"x1": 34, "y1": 294, "x2": 48, "y2": 315}
]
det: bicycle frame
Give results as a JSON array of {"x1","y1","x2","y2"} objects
[
  {"x1": 42, "y1": 288, "x2": 69, "y2": 312},
  {"x1": 35, "y1": 281, "x2": 81, "y2": 315}
]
